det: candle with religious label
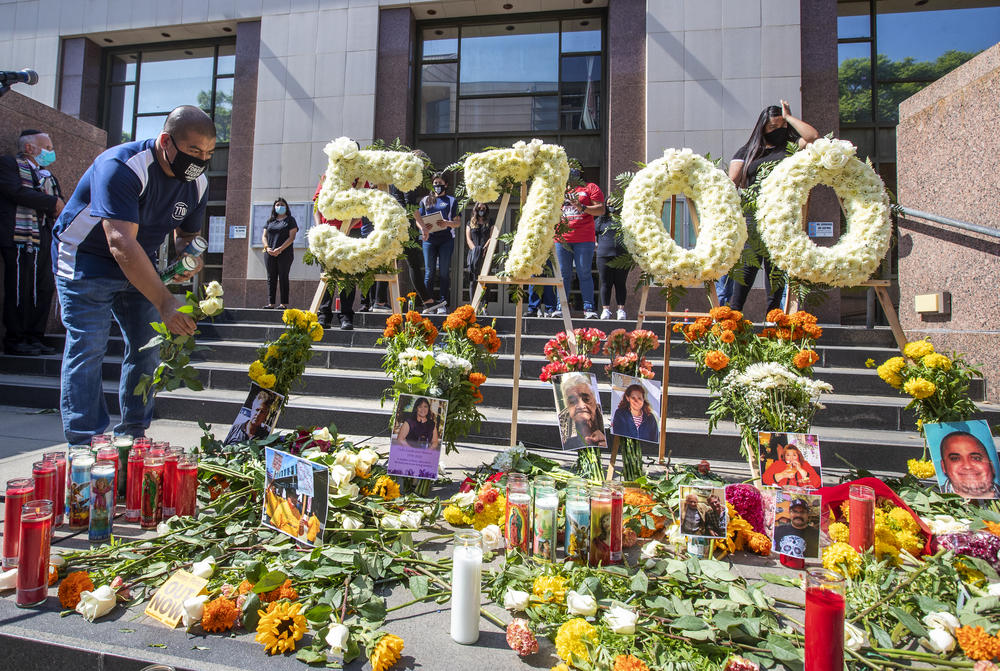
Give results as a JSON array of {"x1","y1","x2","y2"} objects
[
  {"x1": 89, "y1": 460, "x2": 115, "y2": 544},
  {"x1": 848, "y1": 484, "x2": 875, "y2": 552},
  {"x1": 589, "y1": 486, "x2": 612, "y2": 566},
  {"x1": 113, "y1": 436, "x2": 133, "y2": 501},
  {"x1": 42, "y1": 451, "x2": 67, "y2": 526},
  {"x1": 805, "y1": 569, "x2": 846, "y2": 671},
  {"x1": 141, "y1": 454, "x2": 165, "y2": 529},
  {"x1": 3, "y1": 478, "x2": 34, "y2": 568},
  {"x1": 16, "y1": 499, "x2": 52, "y2": 607},
  {"x1": 532, "y1": 478, "x2": 557, "y2": 562},
  {"x1": 68, "y1": 454, "x2": 94, "y2": 531},
  {"x1": 450, "y1": 529, "x2": 483, "y2": 645},
  {"x1": 162, "y1": 446, "x2": 184, "y2": 518},
  {"x1": 95, "y1": 446, "x2": 119, "y2": 511},
  {"x1": 608, "y1": 481, "x2": 624, "y2": 564},
  {"x1": 174, "y1": 454, "x2": 198, "y2": 518},
  {"x1": 564, "y1": 488, "x2": 591, "y2": 563},
  {"x1": 126, "y1": 446, "x2": 146, "y2": 522},
  {"x1": 504, "y1": 473, "x2": 531, "y2": 553}
]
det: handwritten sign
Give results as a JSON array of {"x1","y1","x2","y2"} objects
[{"x1": 145, "y1": 569, "x2": 208, "y2": 628}]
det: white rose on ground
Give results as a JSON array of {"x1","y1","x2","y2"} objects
[
  {"x1": 382, "y1": 515, "x2": 402, "y2": 530},
  {"x1": 199, "y1": 296, "x2": 224, "y2": 317},
  {"x1": 503, "y1": 588, "x2": 529, "y2": 611},
  {"x1": 605, "y1": 606, "x2": 638, "y2": 634},
  {"x1": 50, "y1": 554, "x2": 66, "y2": 568},
  {"x1": 333, "y1": 451, "x2": 360, "y2": 471},
  {"x1": 641, "y1": 540, "x2": 665, "y2": 559},
  {"x1": 329, "y1": 464, "x2": 354, "y2": 488},
  {"x1": 399, "y1": 510, "x2": 423, "y2": 529},
  {"x1": 566, "y1": 590, "x2": 597, "y2": 617},
  {"x1": 986, "y1": 582, "x2": 1000, "y2": 597},
  {"x1": 450, "y1": 490, "x2": 476, "y2": 508},
  {"x1": 204, "y1": 281, "x2": 224, "y2": 298},
  {"x1": 325, "y1": 622, "x2": 350, "y2": 655},
  {"x1": 478, "y1": 524, "x2": 504, "y2": 552},
  {"x1": 156, "y1": 522, "x2": 171, "y2": 536},
  {"x1": 190, "y1": 556, "x2": 216, "y2": 580},
  {"x1": 923, "y1": 611, "x2": 960, "y2": 634},
  {"x1": 0, "y1": 569, "x2": 17, "y2": 590},
  {"x1": 924, "y1": 628, "x2": 956, "y2": 654},
  {"x1": 76, "y1": 585, "x2": 117, "y2": 621},
  {"x1": 341, "y1": 515, "x2": 363, "y2": 530},
  {"x1": 355, "y1": 448, "x2": 379, "y2": 472},
  {"x1": 338, "y1": 482, "x2": 360, "y2": 498},
  {"x1": 844, "y1": 622, "x2": 867, "y2": 651},
  {"x1": 313, "y1": 427, "x2": 334, "y2": 443},
  {"x1": 182, "y1": 594, "x2": 209, "y2": 628}
]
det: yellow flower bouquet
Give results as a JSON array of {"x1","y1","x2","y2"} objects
[{"x1": 247, "y1": 308, "x2": 323, "y2": 397}]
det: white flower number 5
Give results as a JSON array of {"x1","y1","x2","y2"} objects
[{"x1": 463, "y1": 139, "x2": 570, "y2": 279}]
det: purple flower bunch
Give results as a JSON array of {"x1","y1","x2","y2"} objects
[
  {"x1": 936, "y1": 531, "x2": 1000, "y2": 572},
  {"x1": 725, "y1": 483, "x2": 766, "y2": 535}
]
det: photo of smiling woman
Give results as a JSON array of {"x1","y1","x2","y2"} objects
[
  {"x1": 926, "y1": 420, "x2": 1000, "y2": 500},
  {"x1": 395, "y1": 396, "x2": 441, "y2": 451},
  {"x1": 610, "y1": 376, "x2": 660, "y2": 444},
  {"x1": 553, "y1": 372, "x2": 607, "y2": 451}
]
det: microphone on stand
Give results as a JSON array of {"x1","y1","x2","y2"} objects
[{"x1": 0, "y1": 69, "x2": 39, "y2": 97}]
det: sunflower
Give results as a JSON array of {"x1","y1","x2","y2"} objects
[
  {"x1": 255, "y1": 601, "x2": 307, "y2": 655},
  {"x1": 371, "y1": 475, "x2": 400, "y2": 500},
  {"x1": 370, "y1": 633, "x2": 404, "y2": 671},
  {"x1": 201, "y1": 597, "x2": 240, "y2": 633},
  {"x1": 58, "y1": 570, "x2": 94, "y2": 608}
]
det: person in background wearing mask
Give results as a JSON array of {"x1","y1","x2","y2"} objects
[
  {"x1": 554, "y1": 168, "x2": 605, "y2": 319},
  {"x1": 728, "y1": 101, "x2": 818, "y2": 317},
  {"x1": 465, "y1": 202, "x2": 492, "y2": 304},
  {"x1": 415, "y1": 172, "x2": 460, "y2": 314},
  {"x1": 0, "y1": 129, "x2": 65, "y2": 355},
  {"x1": 52, "y1": 105, "x2": 213, "y2": 445},
  {"x1": 260, "y1": 197, "x2": 297, "y2": 309},
  {"x1": 388, "y1": 149, "x2": 444, "y2": 313}
]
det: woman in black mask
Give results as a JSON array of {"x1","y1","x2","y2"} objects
[
  {"x1": 728, "y1": 100, "x2": 818, "y2": 316},
  {"x1": 465, "y1": 202, "x2": 492, "y2": 304}
]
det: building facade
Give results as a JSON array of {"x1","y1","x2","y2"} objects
[{"x1": 2, "y1": 0, "x2": 997, "y2": 317}]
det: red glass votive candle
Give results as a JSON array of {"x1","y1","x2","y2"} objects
[
  {"x1": 141, "y1": 455, "x2": 165, "y2": 529},
  {"x1": 132, "y1": 436, "x2": 152, "y2": 451},
  {"x1": 804, "y1": 568, "x2": 845, "y2": 671},
  {"x1": 3, "y1": 478, "x2": 34, "y2": 568},
  {"x1": 31, "y1": 461, "x2": 57, "y2": 516},
  {"x1": 848, "y1": 484, "x2": 875, "y2": 552},
  {"x1": 16, "y1": 499, "x2": 53, "y2": 607},
  {"x1": 608, "y1": 481, "x2": 624, "y2": 564},
  {"x1": 42, "y1": 451, "x2": 67, "y2": 525},
  {"x1": 780, "y1": 553, "x2": 806, "y2": 569},
  {"x1": 126, "y1": 446, "x2": 146, "y2": 522},
  {"x1": 162, "y1": 447, "x2": 184, "y2": 518},
  {"x1": 174, "y1": 455, "x2": 198, "y2": 518}
]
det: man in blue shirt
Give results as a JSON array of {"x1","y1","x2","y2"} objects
[{"x1": 52, "y1": 105, "x2": 215, "y2": 445}]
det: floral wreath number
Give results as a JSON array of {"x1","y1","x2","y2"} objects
[
  {"x1": 463, "y1": 139, "x2": 570, "y2": 279},
  {"x1": 620, "y1": 149, "x2": 747, "y2": 287},
  {"x1": 308, "y1": 137, "x2": 424, "y2": 275},
  {"x1": 756, "y1": 138, "x2": 892, "y2": 287}
]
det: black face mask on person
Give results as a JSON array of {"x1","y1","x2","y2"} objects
[
  {"x1": 763, "y1": 125, "x2": 789, "y2": 147},
  {"x1": 168, "y1": 134, "x2": 209, "y2": 182},
  {"x1": 433, "y1": 184, "x2": 446, "y2": 195}
]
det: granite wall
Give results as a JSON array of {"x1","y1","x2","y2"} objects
[{"x1": 896, "y1": 42, "x2": 1000, "y2": 402}]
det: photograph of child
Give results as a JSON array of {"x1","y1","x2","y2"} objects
[
  {"x1": 759, "y1": 432, "x2": 822, "y2": 489},
  {"x1": 610, "y1": 373, "x2": 661, "y2": 444},
  {"x1": 925, "y1": 420, "x2": 1000, "y2": 500},
  {"x1": 552, "y1": 372, "x2": 607, "y2": 451},
  {"x1": 678, "y1": 485, "x2": 728, "y2": 539},
  {"x1": 388, "y1": 395, "x2": 448, "y2": 480},
  {"x1": 773, "y1": 489, "x2": 821, "y2": 559},
  {"x1": 224, "y1": 384, "x2": 285, "y2": 445}
]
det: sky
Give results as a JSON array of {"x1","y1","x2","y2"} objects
[{"x1": 839, "y1": 6, "x2": 1000, "y2": 63}]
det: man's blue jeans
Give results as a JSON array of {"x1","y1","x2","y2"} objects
[
  {"x1": 715, "y1": 274, "x2": 735, "y2": 306},
  {"x1": 56, "y1": 275, "x2": 160, "y2": 445},
  {"x1": 556, "y1": 241, "x2": 596, "y2": 311},
  {"x1": 527, "y1": 259, "x2": 557, "y2": 312},
  {"x1": 422, "y1": 232, "x2": 454, "y2": 304}
]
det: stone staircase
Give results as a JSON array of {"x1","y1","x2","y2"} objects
[{"x1": 1, "y1": 308, "x2": 997, "y2": 473}]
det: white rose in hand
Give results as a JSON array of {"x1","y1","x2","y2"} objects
[
  {"x1": 199, "y1": 296, "x2": 224, "y2": 317},
  {"x1": 566, "y1": 590, "x2": 597, "y2": 617},
  {"x1": 503, "y1": 588, "x2": 529, "y2": 612},
  {"x1": 480, "y1": 524, "x2": 505, "y2": 552},
  {"x1": 76, "y1": 585, "x2": 117, "y2": 621},
  {"x1": 922, "y1": 611, "x2": 960, "y2": 634},
  {"x1": 190, "y1": 556, "x2": 216, "y2": 580},
  {"x1": 204, "y1": 281, "x2": 224, "y2": 298},
  {"x1": 182, "y1": 594, "x2": 209, "y2": 628},
  {"x1": 325, "y1": 622, "x2": 350, "y2": 655},
  {"x1": 924, "y1": 628, "x2": 956, "y2": 654},
  {"x1": 605, "y1": 606, "x2": 638, "y2": 634}
]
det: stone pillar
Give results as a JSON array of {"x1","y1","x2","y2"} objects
[
  {"x1": 374, "y1": 7, "x2": 416, "y2": 145},
  {"x1": 896, "y1": 43, "x2": 1000, "y2": 402},
  {"x1": 606, "y1": 0, "x2": 645, "y2": 194},
  {"x1": 221, "y1": 21, "x2": 261, "y2": 308},
  {"x1": 57, "y1": 37, "x2": 103, "y2": 127}
]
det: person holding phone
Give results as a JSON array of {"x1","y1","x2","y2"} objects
[{"x1": 415, "y1": 173, "x2": 460, "y2": 314}]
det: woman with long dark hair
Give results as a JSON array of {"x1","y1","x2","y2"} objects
[
  {"x1": 261, "y1": 197, "x2": 298, "y2": 309},
  {"x1": 465, "y1": 202, "x2": 493, "y2": 303},
  {"x1": 728, "y1": 101, "x2": 818, "y2": 315},
  {"x1": 396, "y1": 396, "x2": 440, "y2": 450},
  {"x1": 611, "y1": 383, "x2": 658, "y2": 442}
]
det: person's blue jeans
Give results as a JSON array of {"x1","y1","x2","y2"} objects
[
  {"x1": 715, "y1": 274, "x2": 735, "y2": 306},
  {"x1": 56, "y1": 275, "x2": 160, "y2": 445},
  {"x1": 422, "y1": 232, "x2": 454, "y2": 304},
  {"x1": 556, "y1": 241, "x2": 596, "y2": 311},
  {"x1": 527, "y1": 259, "x2": 557, "y2": 312}
]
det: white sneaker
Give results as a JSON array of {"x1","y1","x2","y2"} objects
[
  {"x1": 599, "y1": 308, "x2": 612, "y2": 320},
  {"x1": 584, "y1": 310, "x2": 599, "y2": 319},
  {"x1": 422, "y1": 300, "x2": 446, "y2": 314},
  {"x1": 435, "y1": 306, "x2": 447, "y2": 314},
  {"x1": 616, "y1": 308, "x2": 627, "y2": 320},
  {"x1": 550, "y1": 309, "x2": 563, "y2": 318}
]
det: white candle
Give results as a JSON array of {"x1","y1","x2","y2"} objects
[{"x1": 451, "y1": 532, "x2": 483, "y2": 644}]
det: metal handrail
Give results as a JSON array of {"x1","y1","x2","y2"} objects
[{"x1": 900, "y1": 207, "x2": 1000, "y2": 240}]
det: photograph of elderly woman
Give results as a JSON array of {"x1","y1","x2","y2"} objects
[
  {"x1": 610, "y1": 373, "x2": 660, "y2": 444},
  {"x1": 678, "y1": 485, "x2": 728, "y2": 540},
  {"x1": 552, "y1": 372, "x2": 607, "y2": 451},
  {"x1": 925, "y1": 420, "x2": 1000, "y2": 500},
  {"x1": 758, "y1": 432, "x2": 822, "y2": 489},
  {"x1": 388, "y1": 395, "x2": 448, "y2": 480}
]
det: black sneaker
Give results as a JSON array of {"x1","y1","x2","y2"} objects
[
  {"x1": 6, "y1": 342, "x2": 40, "y2": 356},
  {"x1": 28, "y1": 338, "x2": 56, "y2": 355},
  {"x1": 320, "y1": 316, "x2": 333, "y2": 329},
  {"x1": 339, "y1": 316, "x2": 354, "y2": 331}
]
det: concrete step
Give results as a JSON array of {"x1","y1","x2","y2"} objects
[{"x1": 0, "y1": 372, "x2": 933, "y2": 473}]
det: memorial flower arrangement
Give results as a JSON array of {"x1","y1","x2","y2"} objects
[
  {"x1": 756, "y1": 137, "x2": 892, "y2": 287},
  {"x1": 619, "y1": 147, "x2": 747, "y2": 287},
  {"x1": 681, "y1": 307, "x2": 832, "y2": 477},
  {"x1": 442, "y1": 480, "x2": 508, "y2": 532},
  {"x1": 539, "y1": 328, "x2": 606, "y2": 382},
  {"x1": 604, "y1": 328, "x2": 661, "y2": 480},
  {"x1": 135, "y1": 281, "x2": 225, "y2": 401},
  {"x1": 245, "y1": 308, "x2": 322, "y2": 398},
  {"x1": 868, "y1": 339, "x2": 983, "y2": 477}
]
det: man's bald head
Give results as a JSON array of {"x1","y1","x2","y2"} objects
[{"x1": 163, "y1": 105, "x2": 216, "y2": 142}]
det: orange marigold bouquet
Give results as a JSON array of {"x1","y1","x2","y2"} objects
[{"x1": 379, "y1": 297, "x2": 499, "y2": 456}]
